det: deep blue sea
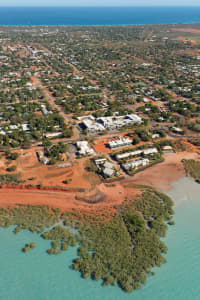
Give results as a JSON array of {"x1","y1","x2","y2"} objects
[
  {"x1": 0, "y1": 6, "x2": 200, "y2": 26},
  {"x1": 0, "y1": 177, "x2": 200, "y2": 300}
]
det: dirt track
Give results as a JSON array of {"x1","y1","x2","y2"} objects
[{"x1": 0, "y1": 182, "x2": 140, "y2": 214}]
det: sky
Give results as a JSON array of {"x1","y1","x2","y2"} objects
[{"x1": 0, "y1": 0, "x2": 200, "y2": 6}]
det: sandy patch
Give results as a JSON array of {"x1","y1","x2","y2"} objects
[{"x1": 125, "y1": 151, "x2": 199, "y2": 192}]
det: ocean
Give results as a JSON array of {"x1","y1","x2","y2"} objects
[
  {"x1": 0, "y1": 6, "x2": 200, "y2": 26},
  {"x1": 0, "y1": 177, "x2": 200, "y2": 300}
]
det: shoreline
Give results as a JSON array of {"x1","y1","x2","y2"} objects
[
  {"x1": 0, "y1": 151, "x2": 197, "y2": 212},
  {"x1": 127, "y1": 151, "x2": 199, "y2": 192},
  {"x1": 0, "y1": 21, "x2": 200, "y2": 27}
]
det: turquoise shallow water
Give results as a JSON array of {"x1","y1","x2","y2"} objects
[{"x1": 0, "y1": 177, "x2": 200, "y2": 300}]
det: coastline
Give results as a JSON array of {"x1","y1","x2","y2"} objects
[
  {"x1": 0, "y1": 151, "x2": 195, "y2": 216},
  {"x1": 0, "y1": 21, "x2": 200, "y2": 27},
  {"x1": 0, "y1": 174, "x2": 199, "y2": 299},
  {"x1": 128, "y1": 151, "x2": 199, "y2": 192},
  {"x1": 0, "y1": 151, "x2": 197, "y2": 211}
]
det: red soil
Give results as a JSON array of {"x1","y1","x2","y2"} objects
[
  {"x1": 126, "y1": 151, "x2": 199, "y2": 192},
  {"x1": 0, "y1": 147, "x2": 199, "y2": 213},
  {"x1": 0, "y1": 182, "x2": 141, "y2": 214},
  {"x1": 171, "y1": 28, "x2": 200, "y2": 33}
]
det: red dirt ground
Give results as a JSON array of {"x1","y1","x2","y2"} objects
[
  {"x1": 0, "y1": 182, "x2": 141, "y2": 214},
  {"x1": 171, "y1": 28, "x2": 200, "y2": 33},
  {"x1": 125, "y1": 151, "x2": 199, "y2": 192},
  {"x1": 0, "y1": 148, "x2": 199, "y2": 213}
]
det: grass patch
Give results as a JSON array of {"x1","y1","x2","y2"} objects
[
  {"x1": 0, "y1": 173, "x2": 23, "y2": 185},
  {"x1": 186, "y1": 36, "x2": 200, "y2": 41},
  {"x1": 182, "y1": 159, "x2": 200, "y2": 183}
]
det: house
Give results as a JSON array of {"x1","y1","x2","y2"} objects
[
  {"x1": 36, "y1": 151, "x2": 49, "y2": 165},
  {"x1": 172, "y1": 126, "x2": 183, "y2": 134},
  {"x1": 123, "y1": 158, "x2": 149, "y2": 172},
  {"x1": 95, "y1": 158, "x2": 107, "y2": 166},
  {"x1": 116, "y1": 150, "x2": 142, "y2": 161},
  {"x1": 45, "y1": 132, "x2": 62, "y2": 138},
  {"x1": 76, "y1": 141, "x2": 95, "y2": 156},
  {"x1": 152, "y1": 134, "x2": 160, "y2": 139},
  {"x1": 103, "y1": 167, "x2": 114, "y2": 178},
  {"x1": 162, "y1": 145, "x2": 174, "y2": 153},
  {"x1": 42, "y1": 157, "x2": 49, "y2": 165},
  {"x1": 95, "y1": 158, "x2": 116, "y2": 178},
  {"x1": 22, "y1": 124, "x2": 29, "y2": 131},
  {"x1": 143, "y1": 148, "x2": 158, "y2": 155},
  {"x1": 104, "y1": 161, "x2": 115, "y2": 170}
]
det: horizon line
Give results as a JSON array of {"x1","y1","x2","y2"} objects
[{"x1": 0, "y1": 5, "x2": 200, "y2": 7}]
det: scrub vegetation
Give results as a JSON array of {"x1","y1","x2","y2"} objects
[
  {"x1": 182, "y1": 159, "x2": 200, "y2": 183},
  {"x1": 70, "y1": 187, "x2": 174, "y2": 292},
  {"x1": 0, "y1": 185, "x2": 174, "y2": 292}
]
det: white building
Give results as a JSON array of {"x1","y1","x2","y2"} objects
[
  {"x1": 103, "y1": 167, "x2": 114, "y2": 178},
  {"x1": 45, "y1": 132, "x2": 62, "y2": 138},
  {"x1": 80, "y1": 114, "x2": 142, "y2": 133},
  {"x1": 107, "y1": 137, "x2": 132, "y2": 149},
  {"x1": 95, "y1": 158, "x2": 116, "y2": 178},
  {"x1": 172, "y1": 126, "x2": 183, "y2": 133},
  {"x1": 22, "y1": 124, "x2": 29, "y2": 131},
  {"x1": 76, "y1": 141, "x2": 95, "y2": 156},
  {"x1": 143, "y1": 148, "x2": 158, "y2": 155},
  {"x1": 97, "y1": 114, "x2": 142, "y2": 130},
  {"x1": 152, "y1": 134, "x2": 160, "y2": 139},
  {"x1": 116, "y1": 148, "x2": 158, "y2": 161},
  {"x1": 116, "y1": 150, "x2": 142, "y2": 161},
  {"x1": 123, "y1": 158, "x2": 149, "y2": 171},
  {"x1": 82, "y1": 119, "x2": 105, "y2": 132}
]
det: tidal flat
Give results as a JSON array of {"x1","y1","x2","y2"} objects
[{"x1": 0, "y1": 177, "x2": 200, "y2": 299}]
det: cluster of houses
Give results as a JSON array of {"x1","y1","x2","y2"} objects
[
  {"x1": 80, "y1": 114, "x2": 142, "y2": 133},
  {"x1": 0, "y1": 123, "x2": 29, "y2": 135},
  {"x1": 95, "y1": 158, "x2": 119, "y2": 178},
  {"x1": 116, "y1": 147, "x2": 159, "y2": 173},
  {"x1": 115, "y1": 147, "x2": 158, "y2": 161}
]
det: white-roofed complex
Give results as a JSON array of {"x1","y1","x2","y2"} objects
[
  {"x1": 80, "y1": 114, "x2": 142, "y2": 133},
  {"x1": 97, "y1": 114, "x2": 142, "y2": 130},
  {"x1": 116, "y1": 148, "x2": 158, "y2": 161}
]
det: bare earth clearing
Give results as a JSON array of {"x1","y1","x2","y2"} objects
[
  {"x1": 0, "y1": 151, "x2": 198, "y2": 212},
  {"x1": 127, "y1": 152, "x2": 199, "y2": 191}
]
